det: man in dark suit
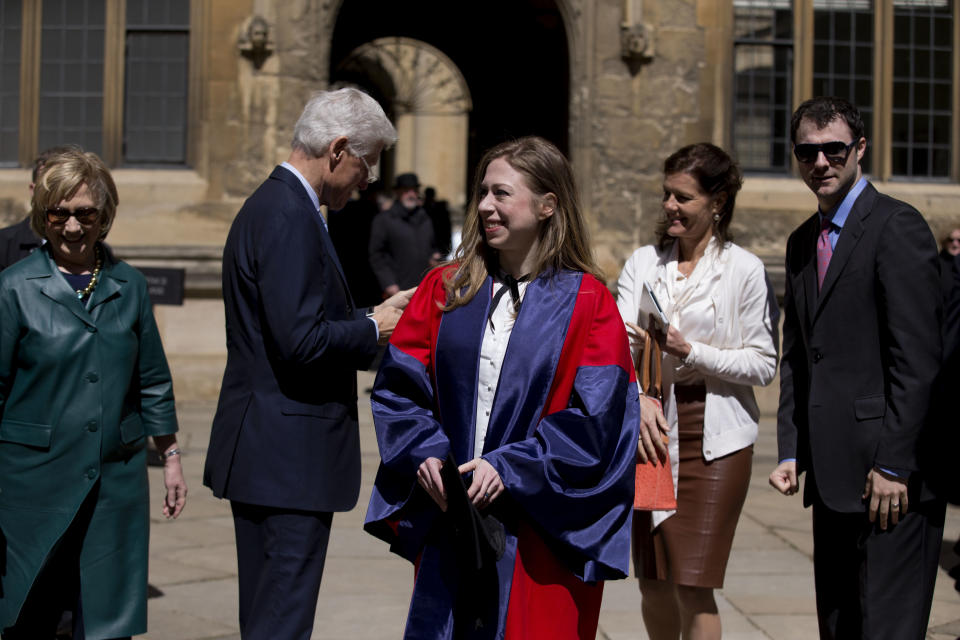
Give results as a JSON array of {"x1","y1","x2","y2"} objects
[
  {"x1": 769, "y1": 97, "x2": 945, "y2": 639},
  {"x1": 203, "y1": 88, "x2": 408, "y2": 640}
]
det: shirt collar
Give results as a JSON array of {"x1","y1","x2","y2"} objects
[
  {"x1": 280, "y1": 161, "x2": 321, "y2": 213},
  {"x1": 820, "y1": 176, "x2": 868, "y2": 231}
]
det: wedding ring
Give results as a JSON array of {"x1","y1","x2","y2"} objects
[{"x1": 484, "y1": 492, "x2": 491, "y2": 499}]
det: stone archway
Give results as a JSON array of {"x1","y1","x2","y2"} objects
[
  {"x1": 335, "y1": 37, "x2": 472, "y2": 211},
  {"x1": 329, "y1": 0, "x2": 570, "y2": 214}
]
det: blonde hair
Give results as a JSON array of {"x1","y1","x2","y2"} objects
[
  {"x1": 442, "y1": 136, "x2": 601, "y2": 311},
  {"x1": 30, "y1": 148, "x2": 118, "y2": 240}
]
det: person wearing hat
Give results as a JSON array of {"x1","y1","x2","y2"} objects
[{"x1": 369, "y1": 171, "x2": 441, "y2": 298}]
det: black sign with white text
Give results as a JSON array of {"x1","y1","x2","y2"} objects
[{"x1": 139, "y1": 267, "x2": 185, "y2": 306}]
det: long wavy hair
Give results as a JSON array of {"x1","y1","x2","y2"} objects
[{"x1": 442, "y1": 136, "x2": 601, "y2": 311}]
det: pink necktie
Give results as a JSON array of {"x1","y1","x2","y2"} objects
[{"x1": 817, "y1": 217, "x2": 833, "y2": 291}]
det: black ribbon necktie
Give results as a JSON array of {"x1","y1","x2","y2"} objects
[{"x1": 488, "y1": 274, "x2": 529, "y2": 321}]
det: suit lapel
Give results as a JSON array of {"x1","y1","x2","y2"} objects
[
  {"x1": 814, "y1": 183, "x2": 875, "y2": 319},
  {"x1": 271, "y1": 166, "x2": 357, "y2": 311},
  {"x1": 791, "y1": 216, "x2": 819, "y2": 331},
  {"x1": 315, "y1": 214, "x2": 355, "y2": 307}
]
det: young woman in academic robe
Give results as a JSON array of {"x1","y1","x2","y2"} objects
[{"x1": 365, "y1": 136, "x2": 640, "y2": 639}]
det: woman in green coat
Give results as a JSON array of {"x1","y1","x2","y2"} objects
[{"x1": 0, "y1": 148, "x2": 187, "y2": 640}]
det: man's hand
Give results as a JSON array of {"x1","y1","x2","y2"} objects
[
  {"x1": 863, "y1": 467, "x2": 908, "y2": 530},
  {"x1": 379, "y1": 287, "x2": 415, "y2": 311},
  {"x1": 637, "y1": 395, "x2": 669, "y2": 464},
  {"x1": 417, "y1": 457, "x2": 447, "y2": 511},
  {"x1": 459, "y1": 458, "x2": 503, "y2": 508},
  {"x1": 769, "y1": 460, "x2": 798, "y2": 496},
  {"x1": 372, "y1": 305, "x2": 403, "y2": 345}
]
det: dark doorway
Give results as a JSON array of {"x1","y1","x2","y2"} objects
[{"x1": 330, "y1": 0, "x2": 570, "y2": 203}]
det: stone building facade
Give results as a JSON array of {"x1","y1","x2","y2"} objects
[
  {"x1": 3, "y1": 0, "x2": 959, "y2": 278},
  {"x1": 0, "y1": 0, "x2": 958, "y2": 403}
]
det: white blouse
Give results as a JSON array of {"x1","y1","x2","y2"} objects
[
  {"x1": 473, "y1": 279, "x2": 529, "y2": 460},
  {"x1": 617, "y1": 238, "x2": 779, "y2": 526},
  {"x1": 660, "y1": 242, "x2": 721, "y2": 384}
]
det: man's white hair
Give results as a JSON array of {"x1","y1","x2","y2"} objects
[{"x1": 292, "y1": 88, "x2": 397, "y2": 158}]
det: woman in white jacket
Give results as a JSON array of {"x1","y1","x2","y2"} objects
[{"x1": 617, "y1": 143, "x2": 779, "y2": 640}]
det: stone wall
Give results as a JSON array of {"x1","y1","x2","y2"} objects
[
  {"x1": 577, "y1": 0, "x2": 720, "y2": 281},
  {"x1": 3, "y1": 0, "x2": 959, "y2": 291}
]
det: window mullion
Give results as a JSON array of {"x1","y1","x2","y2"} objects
[
  {"x1": 792, "y1": 0, "x2": 813, "y2": 178},
  {"x1": 874, "y1": 1, "x2": 891, "y2": 181},
  {"x1": 18, "y1": 0, "x2": 42, "y2": 167},
  {"x1": 102, "y1": 0, "x2": 125, "y2": 166}
]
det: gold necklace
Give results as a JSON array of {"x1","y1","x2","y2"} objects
[{"x1": 75, "y1": 248, "x2": 103, "y2": 300}]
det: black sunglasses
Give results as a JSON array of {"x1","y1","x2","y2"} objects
[
  {"x1": 793, "y1": 140, "x2": 858, "y2": 164},
  {"x1": 45, "y1": 207, "x2": 100, "y2": 225}
]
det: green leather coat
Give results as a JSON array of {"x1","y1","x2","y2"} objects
[{"x1": 0, "y1": 246, "x2": 177, "y2": 638}]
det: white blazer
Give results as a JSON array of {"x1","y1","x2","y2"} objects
[{"x1": 617, "y1": 239, "x2": 779, "y2": 526}]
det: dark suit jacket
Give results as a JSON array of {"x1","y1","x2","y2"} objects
[
  {"x1": 0, "y1": 217, "x2": 42, "y2": 271},
  {"x1": 778, "y1": 182, "x2": 942, "y2": 513},
  {"x1": 920, "y1": 252, "x2": 960, "y2": 503},
  {"x1": 203, "y1": 166, "x2": 378, "y2": 513}
]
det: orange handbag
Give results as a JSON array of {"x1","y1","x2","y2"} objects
[{"x1": 634, "y1": 332, "x2": 677, "y2": 510}]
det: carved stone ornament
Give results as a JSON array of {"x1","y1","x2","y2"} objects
[
  {"x1": 621, "y1": 23, "x2": 654, "y2": 68},
  {"x1": 238, "y1": 15, "x2": 274, "y2": 70}
]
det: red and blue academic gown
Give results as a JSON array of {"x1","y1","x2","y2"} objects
[{"x1": 365, "y1": 266, "x2": 640, "y2": 639}]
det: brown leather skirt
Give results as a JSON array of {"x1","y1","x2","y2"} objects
[{"x1": 633, "y1": 384, "x2": 752, "y2": 588}]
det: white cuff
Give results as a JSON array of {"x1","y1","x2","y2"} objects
[{"x1": 682, "y1": 342, "x2": 698, "y2": 367}]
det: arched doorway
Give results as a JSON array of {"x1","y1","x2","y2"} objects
[
  {"x1": 329, "y1": 0, "x2": 569, "y2": 212},
  {"x1": 335, "y1": 37, "x2": 472, "y2": 212}
]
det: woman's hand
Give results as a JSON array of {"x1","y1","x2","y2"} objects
[
  {"x1": 625, "y1": 321, "x2": 649, "y2": 354},
  {"x1": 459, "y1": 458, "x2": 503, "y2": 508},
  {"x1": 417, "y1": 456, "x2": 448, "y2": 511},
  {"x1": 637, "y1": 395, "x2": 669, "y2": 465},
  {"x1": 162, "y1": 455, "x2": 187, "y2": 519},
  {"x1": 654, "y1": 325, "x2": 692, "y2": 360}
]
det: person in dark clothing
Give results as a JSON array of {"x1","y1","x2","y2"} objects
[
  {"x1": 0, "y1": 218, "x2": 41, "y2": 271},
  {"x1": 369, "y1": 172, "x2": 439, "y2": 298},
  {"x1": 941, "y1": 227, "x2": 960, "y2": 258},
  {"x1": 423, "y1": 186, "x2": 452, "y2": 257},
  {"x1": 0, "y1": 145, "x2": 79, "y2": 271},
  {"x1": 328, "y1": 186, "x2": 384, "y2": 309}
]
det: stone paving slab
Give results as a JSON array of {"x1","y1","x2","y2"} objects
[{"x1": 139, "y1": 368, "x2": 960, "y2": 639}]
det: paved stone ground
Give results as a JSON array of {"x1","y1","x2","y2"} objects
[{"x1": 141, "y1": 369, "x2": 960, "y2": 639}]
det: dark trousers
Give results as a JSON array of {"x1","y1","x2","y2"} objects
[
  {"x1": 812, "y1": 495, "x2": 945, "y2": 640},
  {"x1": 231, "y1": 501, "x2": 333, "y2": 640}
]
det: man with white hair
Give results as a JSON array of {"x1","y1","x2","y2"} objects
[{"x1": 204, "y1": 88, "x2": 409, "y2": 640}]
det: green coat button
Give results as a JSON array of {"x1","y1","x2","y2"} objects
[
  {"x1": 87, "y1": 421, "x2": 98, "y2": 432},
  {"x1": 86, "y1": 468, "x2": 97, "y2": 479},
  {"x1": 85, "y1": 372, "x2": 99, "y2": 383}
]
